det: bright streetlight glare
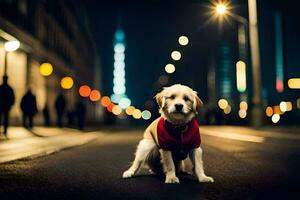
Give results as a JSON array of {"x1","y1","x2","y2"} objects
[
  {"x1": 4, "y1": 40, "x2": 20, "y2": 52},
  {"x1": 216, "y1": 4, "x2": 227, "y2": 15}
]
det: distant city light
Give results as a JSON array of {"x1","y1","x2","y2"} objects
[
  {"x1": 238, "y1": 109, "x2": 247, "y2": 119},
  {"x1": 4, "y1": 40, "x2": 20, "y2": 52},
  {"x1": 265, "y1": 106, "x2": 273, "y2": 117},
  {"x1": 216, "y1": 4, "x2": 227, "y2": 15},
  {"x1": 218, "y1": 99, "x2": 228, "y2": 110},
  {"x1": 39, "y1": 63, "x2": 53, "y2": 76},
  {"x1": 165, "y1": 64, "x2": 175, "y2": 74},
  {"x1": 111, "y1": 28, "x2": 130, "y2": 105},
  {"x1": 60, "y1": 76, "x2": 74, "y2": 89},
  {"x1": 273, "y1": 105, "x2": 284, "y2": 115},
  {"x1": 297, "y1": 98, "x2": 300, "y2": 109},
  {"x1": 171, "y1": 51, "x2": 181, "y2": 61},
  {"x1": 112, "y1": 105, "x2": 122, "y2": 115},
  {"x1": 119, "y1": 97, "x2": 131, "y2": 109},
  {"x1": 288, "y1": 78, "x2": 300, "y2": 89},
  {"x1": 132, "y1": 109, "x2": 142, "y2": 119},
  {"x1": 141, "y1": 110, "x2": 151, "y2": 120},
  {"x1": 178, "y1": 36, "x2": 189, "y2": 46},
  {"x1": 101, "y1": 96, "x2": 111, "y2": 107},
  {"x1": 125, "y1": 106, "x2": 135, "y2": 115},
  {"x1": 239, "y1": 101, "x2": 248, "y2": 110},
  {"x1": 271, "y1": 114, "x2": 280, "y2": 123},
  {"x1": 79, "y1": 85, "x2": 91, "y2": 97},
  {"x1": 89, "y1": 90, "x2": 101, "y2": 102},
  {"x1": 279, "y1": 101, "x2": 287, "y2": 112},
  {"x1": 279, "y1": 101, "x2": 292, "y2": 112},
  {"x1": 224, "y1": 105, "x2": 231, "y2": 114},
  {"x1": 236, "y1": 61, "x2": 247, "y2": 92}
]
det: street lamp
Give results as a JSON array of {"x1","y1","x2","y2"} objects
[
  {"x1": 3, "y1": 40, "x2": 20, "y2": 76},
  {"x1": 212, "y1": 0, "x2": 263, "y2": 127},
  {"x1": 216, "y1": 4, "x2": 227, "y2": 15}
]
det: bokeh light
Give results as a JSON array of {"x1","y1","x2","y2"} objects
[
  {"x1": 265, "y1": 106, "x2": 273, "y2": 117},
  {"x1": 39, "y1": 63, "x2": 53, "y2": 76},
  {"x1": 60, "y1": 76, "x2": 74, "y2": 89},
  {"x1": 273, "y1": 105, "x2": 283, "y2": 115},
  {"x1": 158, "y1": 75, "x2": 168, "y2": 85},
  {"x1": 107, "y1": 103, "x2": 114, "y2": 112},
  {"x1": 224, "y1": 105, "x2": 231, "y2": 114},
  {"x1": 125, "y1": 106, "x2": 135, "y2": 115},
  {"x1": 171, "y1": 51, "x2": 181, "y2": 61},
  {"x1": 218, "y1": 99, "x2": 228, "y2": 110},
  {"x1": 101, "y1": 96, "x2": 111, "y2": 107},
  {"x1": 178, "y1": 36, "x2": 189, "y2": 46},
  {"x1": 297, "y1": 98, "x2": 300, "y2": 109},
  {"x1": 239, "y1": 101, "x2": 248, "y2": 110},
  {"x1": 238, "y1": 109, "x2": 247, "y2": 119},
  {"x1": 79, "y1": 85, "x2": 91, "y2": 97},
  {"x1": 141, "y1": 110, "x2": 151, "y2": 120},
  {"x1": 165, "y1": 64, "x2": 175, "y2": 74},
  {"x1": 132, "y1": 109, "x2": 142, "y2": 119},
  {"x1": 119, "y1": 97, "x2": 131, "y2": 109},
  {"x1": 112, "y1": 105, "x2": 122, "y2": 115},
  {"x1": 89, "y1": 90, "x2": 101, "y2": 102},
  {"x1": 288, "y1": 78, "x2": 300, "y2": 89},
  {"x1": 271, "y1": 114, "x2": 280, "y2": 123}
]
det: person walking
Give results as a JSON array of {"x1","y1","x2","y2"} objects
[
  {"x1": 0, "y1": 75, "x2": 15, "y2": 138},
  {"x1": 20, "y1": 89, "x2": 38, "y2": 129},
  {"x1": 43, "y1": 104, "x2": 50, "y2": 126},
  {"x1": 55, "y1": 93, "x2": 66, "y2": 127}
]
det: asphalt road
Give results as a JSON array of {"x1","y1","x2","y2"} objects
[{"x1": 0, "y1": 127, "x2": 299, "y2": 200}]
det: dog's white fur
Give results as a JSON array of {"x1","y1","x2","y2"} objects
[{"x1": 122, "y1": 84, "x2": 214, "y2": 183}]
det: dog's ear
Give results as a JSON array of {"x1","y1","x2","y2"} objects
[
  {"x1": 155, "y1": 91, "x2": 165, "y2": 109},
  {"x1": 193, "y1": 91, "x2": 203, "y2": 113}
]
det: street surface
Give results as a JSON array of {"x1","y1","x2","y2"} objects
[{"x1": 0, "y1": 126, "x2": 299, "y2": 200}]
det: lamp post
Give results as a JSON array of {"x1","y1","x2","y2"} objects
[
  {"x1": 213, "y1": 0, "x2": 263, "y2": 127},
  {"x1": 3, "y1": 40, "x2": 20, "y2": 77}
]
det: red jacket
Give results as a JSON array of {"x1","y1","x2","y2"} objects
[{"x1": 156, "y1": 117, "x2": 201, "y2": 160}]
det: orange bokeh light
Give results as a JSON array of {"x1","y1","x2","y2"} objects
[
  {"x1": 107, "y1": 103, "x2": 114, "y2": 112},
  {"x1": 79, "y1": 85, "x2": 91, "y2": 97},
  {"x1": 101, "y1": 96, "x2": 111, "y2": 107},
  {"x1": 89, "y1": 90, "x2": 101, "y2": 102}
]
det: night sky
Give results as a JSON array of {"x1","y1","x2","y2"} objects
[
  {"x1": 85, "y1": 0, "x2": 244, "y2": 109},
  {"x1": 86, "y1": 0, "x2": 300, "y2": 110}
]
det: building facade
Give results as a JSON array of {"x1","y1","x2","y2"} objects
[{"x1": 0, "y1": 0, "x2": 101, "y2": 125}]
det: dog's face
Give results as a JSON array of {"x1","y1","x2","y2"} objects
[{"x1": 155, "y1": 84, "x2": 203, "y2": 124}]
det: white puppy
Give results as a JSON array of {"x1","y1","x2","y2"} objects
[{"x1": 122, "y1": 84, "x2": 214, "y2": 183}]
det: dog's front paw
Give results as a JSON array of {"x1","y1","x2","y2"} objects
[
  {"x1": 165, "y1": 175, "x2": 180, "y2": 184},
  {"x1": 198, "y1": 175, "x2": 214, "y2": 183},
  {"x1": 122, "y1": 170, "x2": 134, "y2": 179}
]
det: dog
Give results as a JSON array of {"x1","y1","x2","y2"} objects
[{"x1": 122, "y1": 84, "x2": 214, "y2": 183}]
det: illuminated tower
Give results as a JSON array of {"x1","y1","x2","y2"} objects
[{"x1": 111, "y1": 27, "x2": 131, "y2": 109}]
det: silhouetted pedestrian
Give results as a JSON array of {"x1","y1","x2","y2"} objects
[
  {"x1": 0, "y1": 76, "x2": 15, "y2": 137},
  {"x1": 43, "y1": 104, "x2": 50, "y2": 126},
  {"x1": 67, "y1": 110, "x2": 75, "y2": 126},
  {"x1": 20, "y1": 89, "x2": 38, "y2": 129},
  {"x1": 55, "y1": 93, "x2": 66, "y2": 127},
  {"x1": 75, "y1": 100, "x2": 86, "y2": 130}
]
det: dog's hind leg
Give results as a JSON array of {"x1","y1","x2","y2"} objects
[
  {"x1": 122, "y1": 139, "x2": 155, "y2": 178},
  {"x1": 191, "y1": 147, "x2": 214, "y2": 183}
]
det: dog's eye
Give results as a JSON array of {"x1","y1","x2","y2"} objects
[
  {"x1": 169, "y1": 95, "x2": 176, "y2": 100},
  {"x1": 184, "y1": 96, "x2": 190, "y2": 101}
]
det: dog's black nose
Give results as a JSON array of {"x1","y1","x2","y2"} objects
[{"x1": 175, "y1": 104, "x2": 183, "y2": 111}]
